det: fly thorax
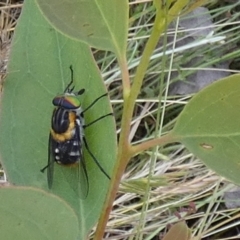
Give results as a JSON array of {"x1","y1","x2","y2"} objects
[
  {"x1": 51, "y1": 108, "x2": 70, "y2": 133},
  {"x1": 75, "y1": 106, "x2": 82, "y2": 116},
  {"x1": 76, "y1": 117, "x2": 84, "y2": 137}
]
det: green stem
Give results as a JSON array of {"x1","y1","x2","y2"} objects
[
  {"x1": 94, "y1": 55, "x2": 132, "y2": 240},
  {"x1": 94, "y1": 0, "x2": 190, "y2": 238},
  {"x1": 130, "y1": 132, "x2": 179, "y2": 157},
  {"x1": 94, "y1": 9, "x2": 168, "y2": 234}
]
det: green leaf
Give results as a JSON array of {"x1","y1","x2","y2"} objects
[
  {"x1": 0, "y1": 0, "x2": 116, "y2": 237},
  {"x1": 172, "y1": 74, "x2": 240, "y2": 185},
  {"x1": 35, "y1": 0, "x2": 128, "y2": 55},
  {"x1": 0, "y1": 187, "x2": 79, "y2": 240}
]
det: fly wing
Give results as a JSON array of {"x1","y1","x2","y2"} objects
[
  {"x1": 47, "y1": 133, "x2": 55, "y2": 189},
  {"x1": 75, "y1": 123, "x2": 89, "y2": 199}
]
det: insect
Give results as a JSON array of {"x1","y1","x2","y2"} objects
[{"x1": 41, "y1": 65, "x2": 112, "y2": 197}]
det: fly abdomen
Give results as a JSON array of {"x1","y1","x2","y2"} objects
[{"x1": 53, "y1": 131, "x2": 82, "y2": 165}]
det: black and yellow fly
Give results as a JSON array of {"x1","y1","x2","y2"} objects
[{"x1": 41, "y1": 66, "x2": 111, "y2": 197}]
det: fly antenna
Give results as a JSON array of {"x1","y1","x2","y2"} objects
[
  {"x1": 77, "y1": 88, "x2": 85, "y2": 95},
  {"x1": 64, "y1": 65, "x2": 74, "y2": 92}
]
